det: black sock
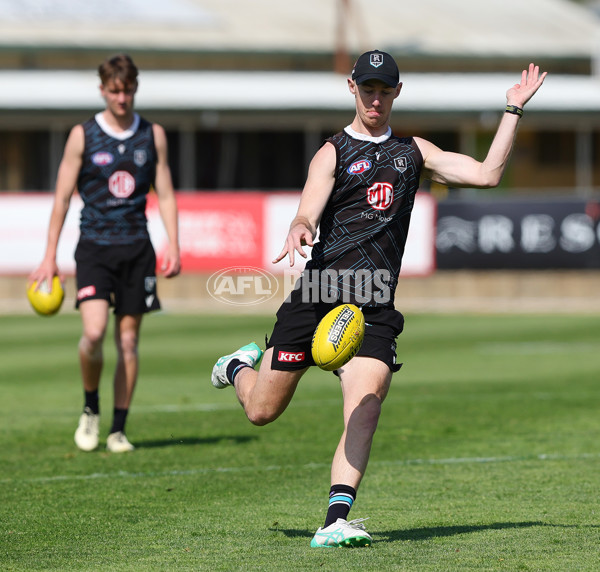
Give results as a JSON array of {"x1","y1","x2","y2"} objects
[
  {"x1": 226, "y1": 359, "x2": 251, "y2": 385},
  {"x1": 324, "y1": 484, "x2": 356, "y2": 528},
  {"x1": 84, "y1": 390, "x2": 99, "y2": 414},
  {"x1": 110, "y1": 408, "x2": 129, "y2": 434}
]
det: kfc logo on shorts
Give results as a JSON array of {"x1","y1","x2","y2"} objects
[
  {"x1": 367, "y1": 182, "x2": 394, "y2": 210},
  {"x1": 347, "y1": 159, "x2": 372, "y2": 175},
  {"x1": 77, "y1": 285, "x2": 96, "y2": 300},
  {"x1": 108, "y1": 170, "x2": 136, "y2": 198},
  {"x1": 278, "y1": 351, "x2": 305, "y2": 363}
]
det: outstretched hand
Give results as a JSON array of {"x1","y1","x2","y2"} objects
[
  {"x1": 272, "y1": 221, "x2": 315, "y2": 267},
  {"x1": 506, "y1": 63, "x2": 547, "y2": 108}
]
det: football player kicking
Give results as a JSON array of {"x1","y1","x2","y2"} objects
[{"x1": 212, "y1": 50, "x2": 546, "y2": 547}]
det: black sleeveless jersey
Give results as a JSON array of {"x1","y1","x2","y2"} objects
[
  {"x1": 77, "y1": 113, "x2": 157, "y2": 245},
  {"x1": 307, "y1": 128, "x2": 423, "y2": 307}
]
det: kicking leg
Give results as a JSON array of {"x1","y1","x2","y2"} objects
[
  {"x1": 212, "y1": 345, "x2": 306, "y2": 426},
  {"x1": 234, "y1": 347, "x2": 307, "y2": 425}
]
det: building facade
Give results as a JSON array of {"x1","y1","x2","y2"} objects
[{"x1": 1, "y1": 0, "x2": 599, "y2": 196}]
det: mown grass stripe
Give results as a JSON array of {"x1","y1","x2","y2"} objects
[{"x1": 5, "y1": 452, "x2": 599, "y2": 485}]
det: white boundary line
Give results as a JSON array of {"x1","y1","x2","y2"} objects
[
  {"x1": 3, "y1": 452, "x2": 599, "y2": 485},
  {"x1": 133, "y1": 399, "x2": 341, "y2": 414}
]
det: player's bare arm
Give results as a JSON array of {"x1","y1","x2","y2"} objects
[
  {"x1": 273, "y1": 142, "x2": 337, "y2": 266},
  {"x1": 417, "y1": 63, "x2": 547, "y2": 189},
  {"x1": 28, "y1": 124, "x2": 84, "y2": 289},
  {"x1": 152, "y1": 123, "x2": 181, "y2": 278}
]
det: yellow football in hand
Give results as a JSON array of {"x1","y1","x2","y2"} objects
[
  {"x1": 311, "y1": 304, "x2": 365, "y2": 371},
  {"x1": 27, "y1": 276, "x2": 65, "y2": 316}
]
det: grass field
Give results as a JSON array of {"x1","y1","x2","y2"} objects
[{"x1": 1, "y1": 311, "x2": 599, "y2": 571}]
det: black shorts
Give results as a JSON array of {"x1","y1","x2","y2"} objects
[
  {"x1": 74, "y1": 239, "x2": 160, "y2": 315},
  {"x1": 266, "y1": 279, "x2": 404, "y2": 373}
]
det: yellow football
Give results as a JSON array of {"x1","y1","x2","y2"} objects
[
  {"x1": 26, "y1": 276, "x2": 65, "y2": 316},
  {"x1": 311, "y1": 304, "x2": 365, "y2": 371}
]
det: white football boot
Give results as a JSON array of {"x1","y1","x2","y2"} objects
[
  {"x1": 106, "y1": 431, "x2": 135, "y2": 453},
  {"x1": 211, "y1": 342, "x2": 263, "y2": 389},
  {"x1": 74, "y1": 407, "x2": 100, "y2": 452},
  {"x1": 310, "y1": 518, "x2": 372, "y2": 548}
]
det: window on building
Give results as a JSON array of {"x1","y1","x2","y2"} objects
[
  {"x1": 0, "y1": 131, "x2": 50, "y2": 191},
  {"x1": 192, "y1": 130, "x2": 307, "y2": 190},
  {"x1": 536, "y1": 131, "x2": 575, "y2": 166}
]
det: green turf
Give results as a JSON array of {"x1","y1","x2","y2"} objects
[{"x1": 1, "y1": 311, "x2": 599, "y2": 571}]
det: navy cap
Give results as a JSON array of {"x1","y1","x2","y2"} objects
[{"x1": 351, "y1": 50, "x2": 399, "y2": 87}]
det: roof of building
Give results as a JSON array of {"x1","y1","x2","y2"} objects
[
  {"x1": 0, "y1": 0, "x2": 597, "y2": 61},
  {"x1": 1, "y1": 1, "x2": 599, "y2": 122},
  {"x1": 1, "y1": 69, "x2": 599, "y2": 117}
]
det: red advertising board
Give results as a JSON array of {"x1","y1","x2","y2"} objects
[
  {"x1": 0, "y1": 192, "x2": 434, "y2": 276},
  {"x1": 146, "y1": 192, "x2": 265, "y2": 272}
]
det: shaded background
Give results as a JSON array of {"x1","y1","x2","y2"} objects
[{"x1": 1, "y1": 0, "x2": 599, "y2": 313}]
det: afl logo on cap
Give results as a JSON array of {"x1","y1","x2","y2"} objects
[{"x1": 370, "y1": 53, "x2": 384, "y2": 68}]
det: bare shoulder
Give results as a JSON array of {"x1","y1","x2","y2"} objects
[
  {"x1": 67, "y1": 123, "x2": 85, "y2": 144},
  {"x1": 412, "y1": 136, "x2": 438, "y2": 157},
  {"x1": 63, "y1": 124, "x2": 85, "y2": 157},
  {"x1": 315, "y1": 140, "x2": 336, "y2": 158},
  {"x1": 152, "y1": 122, "x2": 167, "y2": 142},
  {"x1": 151, "y1": 123, "x2": 169, "y2": 159},
  {"x1": 309, "y1": 141, "x2": 336, "y2": 172}
]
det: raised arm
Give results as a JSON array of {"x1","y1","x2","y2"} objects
[
  {"x1": 273, "y1": 142, "x2": 337, "y2": 267},
  {"x1": 28, "y1": 124, "x2": 84, "y2": 289},
  {"x1": 417, "y1": 63, "x2": 547, "y2": 189}
]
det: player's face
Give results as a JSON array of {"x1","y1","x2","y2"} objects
[
  {"x1": 100, "y1": 79, "x2": 137, "y2": 119},
  {"x1": 349, "y1": 79, "x2": 402, "y2": 133}
]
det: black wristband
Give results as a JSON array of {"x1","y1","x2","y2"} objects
[{"x1": 505, "y1": 105, "x2": 524, "y2": 118}]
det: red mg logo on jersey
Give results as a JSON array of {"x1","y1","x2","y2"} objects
[
  {"x1": 108, "y1": 170, "x2": 136, "y2": 198},
  {"x1": 367, "y1": 182, "x2": 394, "y2": 210}
]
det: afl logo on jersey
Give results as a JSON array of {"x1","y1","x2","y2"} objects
[
  {"x1": 108, "y1": 170, "x2": 136, "y2": 199},
  {"x1": 348, "y1": 159, "x2": 372, "y2": 175},
  {"x1": 367, "y1": 182, "x2": 394, "y2": 211},
  {"x1": 91, "y1": 152, "x2": 114, "y2": 166}
]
